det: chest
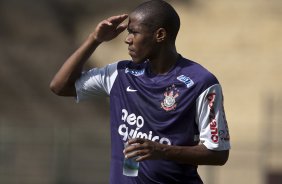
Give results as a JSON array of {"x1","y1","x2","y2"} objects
[{"x1": 110, "y1": 72, "x2": 199, "y2": 146}]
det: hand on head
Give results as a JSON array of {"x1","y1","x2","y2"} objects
[{"x1": 91, "y1": 14, "x2": 128, "y2": 43}]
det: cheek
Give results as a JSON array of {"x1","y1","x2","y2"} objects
[{"x1": 136, "y1": 39, "x2": 154, "y2": 53}]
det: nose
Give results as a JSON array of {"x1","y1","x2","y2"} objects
[{"x1": 125, "y1": 34, "x2": 133, "y2": 45}]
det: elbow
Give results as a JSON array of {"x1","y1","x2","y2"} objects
[
  {"x1": 49, "y1": 80, "x2": 60, "y2": 95},
  {"x1": 49, "y1": 80, "x2": 76, "y2": 96},
  {"x1": 217, "y1": 158, "x2": 228, "y2": 166},
  {"x1": 217, "y1": 150, "x2": 229, "y2": 166},
  {"x1": 49, "y1": 80, "x2": 65, "y2": 96}
]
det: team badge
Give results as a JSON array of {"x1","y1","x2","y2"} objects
[{"x1": 161, "y1": 85, "x2": 179, "y2": 111}]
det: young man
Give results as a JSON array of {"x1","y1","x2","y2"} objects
[{"x1": 50, "y1": 0, "x2": 230, "y2": 183}]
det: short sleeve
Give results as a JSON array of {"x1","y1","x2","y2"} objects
[
  {"x1": 196, "y1": 84, "x2": 230, "y2": 151},
  {"x1": 75, "y1": 62, "x2": 118, "y2": 102}
]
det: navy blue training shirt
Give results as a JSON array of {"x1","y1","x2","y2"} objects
[{"x1": 75, "y1": 56, "x2": 230, "y2": 184}]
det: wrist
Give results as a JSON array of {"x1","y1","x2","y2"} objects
[
  {"x1": 159, "y1": 144, "x2": 173, "y2": 160},
  {"x1": 88, "y1": 32, "x2": 103, "y2": 45},
  {"x1": 159, "y1": 144, "x2": 183, "y2": 162}
]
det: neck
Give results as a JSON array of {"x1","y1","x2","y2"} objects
[{"x1": 149, "y1": 45, "x2": 179, "y2": 74}]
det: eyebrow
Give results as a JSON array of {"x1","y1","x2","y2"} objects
[{"x1": 127, "y1": 25, "x2": 141, "y2": 32}]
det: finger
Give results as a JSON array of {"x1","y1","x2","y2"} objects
[
  {"x1": 125, "y1": 149, "x2": 148, "y2": 159},
  {"x1": 125, "y1": 147, "x2": 150, "y2": 159},
  {"x1": 116, "y1": 24, "x2": 127, "y2": 34},
  {"x1": 135, "y1": 154, "x2": 150, "y2": 162},
  {"x1": 128, "y1": 138, "x2": 146, "y2": 145},
  {"x1": 125, "y1": 150, "x2": 138, "y2": 159},
  {"x1": 107, "y1": 14, "x2": 128, "y2": 22},
  {"x1": 101, "y1": 20, "x2": 113, "y2": 26},
  {"x1": 123, "y1": 143, "x2": 140, "y2": 154},
  {"x1": 107, "y1": 14, "x2": 128, "y2": 25}
]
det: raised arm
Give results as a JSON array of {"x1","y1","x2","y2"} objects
[{"x1": 49, "y1": 14, "x2": 128, "y2": 96}]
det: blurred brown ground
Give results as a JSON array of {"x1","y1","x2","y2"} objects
[{"x1": 0, "y1": 0, "x2": 281, "y2": 184}]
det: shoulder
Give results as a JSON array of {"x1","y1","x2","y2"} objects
[
  {"x1": 179, "y1": 57, "x2": 219, "y2": 93},
  {"x1": 97, "y1": 60, "x2": 132, "y2": 75}
]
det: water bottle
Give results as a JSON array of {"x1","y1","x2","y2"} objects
[{"x1": 123, "y1": 142, "x2": 140, "y2": 177}]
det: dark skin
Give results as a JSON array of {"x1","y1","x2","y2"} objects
[
  {"x1": 50, "y1": 12, "x2": 229, "y2": 166},
  {"x1": 49, "y1": 14, "x2": 129, "y2": 96},
  {"x1": 125, "y1": 12, "x2": 179, "y2": 74}
]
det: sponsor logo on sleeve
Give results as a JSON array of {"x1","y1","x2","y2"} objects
[
  {"x1": 177, "y1": 75, "x2": 194, "y2": 88},
  {"x1": 207, "y1": 93, "x2": 219, "y2": 143},
  {"x1": 219, "y1": 130, "x2": 230, "y2": 141}
]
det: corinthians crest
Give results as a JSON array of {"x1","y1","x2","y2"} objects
[{"x1": 161, "y1": 84, "x2": 179, "y2": 111}]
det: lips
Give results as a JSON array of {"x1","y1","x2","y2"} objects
[{"x1": 128, "y1": 48, "x2": 135, "y2": 56}]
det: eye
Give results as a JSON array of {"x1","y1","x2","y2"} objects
[{"x1": 127, "y1": 29, "x2": 138, "y2": 35}]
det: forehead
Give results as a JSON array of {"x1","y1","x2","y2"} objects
[
  {"x1": 129, "y1": 12, "x2": 144, "y2": 21},
  {"x1": 128, "y1": 12, "x2": 151, "y2": 30}
]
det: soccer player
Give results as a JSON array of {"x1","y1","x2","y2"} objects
[{"x1": 50, "y1": 0, "x2": 230, "y2": 183}]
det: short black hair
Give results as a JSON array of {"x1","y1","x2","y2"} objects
[{"x1": 132, "y1": 0, "x2": 180, "y2": 41}]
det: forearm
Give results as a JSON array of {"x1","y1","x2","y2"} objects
[
  {"x1": 125, "y1": 138, "x2": 229, "y2": 166},
  {"x1": 161, "y1": 144, "x2": 229, "y2": 166},
  {"x1": 50, "y1": 14, "x2": 128, "y2": 96},
  {"x1": 50, "y1": 34, "x2": 101, "y2": 96}
]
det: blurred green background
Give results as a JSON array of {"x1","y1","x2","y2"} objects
[{"x1": 0, "y1": 0, "x2": 281, "y2": 183}]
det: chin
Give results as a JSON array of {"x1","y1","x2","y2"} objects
[{"x1": 131, "y1": 57, "x2": 147, "y2": 64}]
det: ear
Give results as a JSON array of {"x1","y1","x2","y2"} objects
[{"x1": 155, "y1": 28, "x2": 167, "y2": 43}]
